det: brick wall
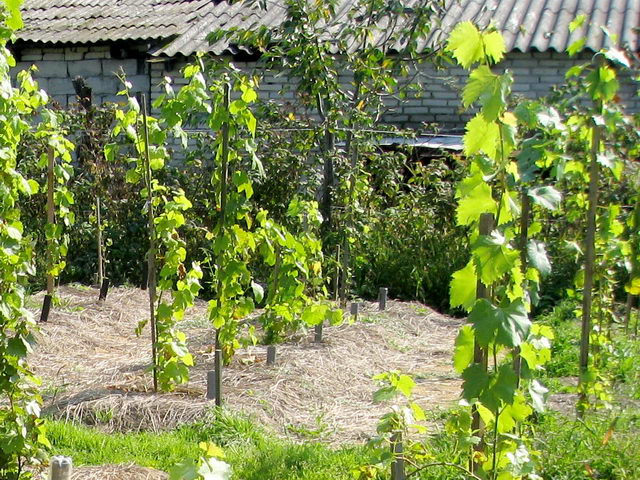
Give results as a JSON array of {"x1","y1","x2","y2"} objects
[
  {"x1": 11, "y1": 44, "x2": 150, "y2": 107},
  {"x1": 12, "y1": 45, "x2": 640, "y2": 132}
]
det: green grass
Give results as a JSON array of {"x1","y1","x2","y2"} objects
[
  {"x1": 537, "y1": 299, "x2": 581, "y2": 379},
  {"x1": 535, "y1": 410, "x2": 640, "y2": 479},
  {"x1": 46, "y1": 410, "x2": 369, "y2": 479}
]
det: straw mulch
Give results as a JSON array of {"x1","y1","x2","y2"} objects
[
  {"x1": 30, "y1": 284, "x2": 463, "y2": 447},
  {"x1": 31, "y1": 463, "x2": 168, "y2": 480}
]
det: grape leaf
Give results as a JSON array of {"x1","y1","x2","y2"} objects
[
  {"x1": 472, "y1": 231, "x2": 519, "y2": 285},
  {"x1": 482, "y1": 30, "x2": 506, "y2": 64},
  {"x1": 469, "y1": 298, "x2": 531, "y2": 347},
  {"x1": 456, "y1": 178, "x2": 497, "y2": 226},
  {"x1": 527, "y1": 240, "x2": 552, "y2": 276},
  {"x1": 450, "y1": 261, "x2": 477, "y2": 310},
  {"x1": 529, "y1": 379, "x2": 549, "y2": 413},
  {"x1": 464, "y1": 113, "x2": 499, "y2": 158},
  {"x1": 453, "y1": 325, "x2": 475, "y2": 373},
  {"x1": 461, "y1": 363, "x2": 490, "y2": 401},
  {"x1": 528, "y1": 186, "x2": 562, "y2": 211},
  {"x1": 463, "y1": 66, "x2": 511, "y2": 122},
  {"x1": 446, "y1": 21, "x2": 483, "y2": 69}
]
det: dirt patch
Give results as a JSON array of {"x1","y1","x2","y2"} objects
[{"x1": 30, "y1": 285, "x2": 463, "y2": 445}]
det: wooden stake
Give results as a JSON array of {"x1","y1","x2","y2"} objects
[
  {"x1": 46, "y1": 146, "x2": 55, "y2": 296},
  {"x1": 206, "y1": 370, "x2": 216, "y2": 400},
  {"x1": 471, "y1": 213, "x2": 493, "y2": 474},
  {"x1": 142, "y1": 95, "x2": 158, "y2": 393},
  {"x1": 40, "y1": 146, "x2": 56, "y2": 324},
  {"x1": 350, "y1": 301, "x2": 360, "y2": 321},
  {"x1": 50, "y1": 456, "x2": 73, "y2": 480},
  {"x1": 213, "y1": 81, "x2": 231, "y2": 409},
  {"x1": 624, "y1": 195, "x2": 639, "y2": 333},
  {"x1": 390, "y1": 432, "x2": 405, "y2": 480},
  {"x1": 314, "y1": 324, "x2": 323, "y2": 343},
  {"x1": 98, "y1": 277, "x2": 110, "y2": 301},
  {"x1": 214, "y1": 349, "x2": 222, "y2": 407},
  {"x1": 578, "y1": 122, "x2": 601, "y2": 417},
  {"x1": 514, "y1": 191, "x2": 531, "y2": 387},
  {"x1": 96, "y1": 195, "x2": 104, "y2": 286},
  {"x1": 266, "y1": 345, "x2": 276, "y2": 365},
  {"x1": 378, "y1": 287, "x2": 388, "y2": 311},
  {"x1": 39, "y1": 294, "x2": 52, "y2": 323}
]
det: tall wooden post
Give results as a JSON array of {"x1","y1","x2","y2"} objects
[
  {"x1": 471, "y1": 213, "x2": 493, "y2": 474},
  {"x1": 578, "y1": 120, "x2": 601, "y2": 417},
  {"x1": 40, "y1": 147, "x2": 56, "y2": 323},
  {"x1": 142, "y1": 95, "x2": 158, "y2": 393},
  {"x1": 213, "y1": 81, "x2": 231, "y2": 408}
]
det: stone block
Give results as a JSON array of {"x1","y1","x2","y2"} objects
[
  {"x1": 102, "y1": 58, "x2": 138, "y2": 75},
  {"x1": 64, "y1": 52, "x2": 84, "y2": 61},
  {"x1": 48, "y1": 78, "x2": 74, "y2": 95},
  {"x1": 84, "y1": 51, "x2": 110, "y2": 59},
  {"x1": 68, "y1": 59, "x2": 102, "y2": 77},
  {"x1": 51, "y1": 94, "x2": 67, "y2": 107},
  {"x1": 124, "y1": 74, "x2": 150, "y2": 92},
  {"x1": 85, "y1": 75, "x2": 121, "y2": 95},
  {"x1": 21, "y1": 54, "x2": 42, "y2": 62},
  {"x1": 42, "y1": 53, "x2": 64, "y2": 61},
  {"x1": 37, "y1": 61, "x2": 68, "y2": 78}
]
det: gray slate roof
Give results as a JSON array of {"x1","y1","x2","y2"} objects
[
  {"x1": 18, "y1": 0, "x2": 214, "y2": 44},
  {"x1": 16, "y1": 0, "x2": 640, "y2": 56}
]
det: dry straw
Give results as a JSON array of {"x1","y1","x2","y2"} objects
[{"x1": 29, "y1": 285, "x2": 462, "y2": 476}]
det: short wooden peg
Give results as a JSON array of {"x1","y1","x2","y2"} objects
[
  {"x1": 314, "y1": 324, "x2": 323, "y2": 343},
  {"x1": 40, "y1": 294, "x2": 52, "y2": 323},
  {"x1": 350, "y1": 302, "x2": 360, "y2": 321},
  {"x1": 391, "y1": 432, "x2": 405, "y2": 480},
  {"x1": 266, "y1": 345, "x2": 276, "y2": 365},
  {"x1": 98, "y1": 277, "x2": 110, "y2": 301},
  {"x1": 206, "y1": 370, "x2": 217, "y2": 400},
  {"x1": 50, "y1": 455, "x2": 73, "y2": 480},
  {"x1": 378, "y1": 287, "x2": 388, "y2": 310}
]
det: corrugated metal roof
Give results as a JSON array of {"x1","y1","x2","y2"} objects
[
  {"x1": 16, "y1": 0, "x2": 640, "y2": 55},
  {"x1": 157, "y1": 0, "x2": 640, "y2": 56},
  {"x1": 18, "y1": 0, "x2": 216, "y2": 44}
]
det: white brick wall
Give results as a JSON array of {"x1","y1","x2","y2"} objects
[
  {"x1": 12, "y1": 46, "x2": 640, "y2": 132},
  {"x1": 12, "y1": 44, "x2": 150, "y2": 108}
]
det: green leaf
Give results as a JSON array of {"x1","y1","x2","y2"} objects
[
  {"x1": 472, "y1": 231, "x2": 519, "y2": 285},
  {"x1": 567, "y1": 37, "x2": 585, "y2": 56},
  {"x1": 463, "y1": 66, "x2": 510, "y2": 121},
  {"x1": 456, "y1": 178, "x2": 497, "y2": 226},
  {"x1": 5, "y1": 0, "x2": 24, "y2": 30},
  {"x1": 453, "y1": 325, "x2": 475, "y2": 373},
  {"x1": 463, "y1": 113, "x2": 499, "y2": 158},
  {"x1": 528, "y1": 186, "x2": 562, "y2": 210},
  {"x1": 169, "y1": 459, "x2": 199, "y2": 480},
  {"x1": 450, "y1": 261, "x2": 477, "y2": 311},
  {"x1": 569, "y1": 14, "x2": 586, "y2": 32},
  {"x1": 373, "y1": 386, "x2": 396, "y2": 403},
  {"x1": 527, "y1": 240, "x2": 551, "y2": 276},
  {"x1": 482, "y1": 31, "x2": 506, "y2": 64},
  {"x1": 469, "y1": 299, "x2": 531, "y2": 347},
  {"x1": 446, "y1": 21, "x2": 483, "y2": 69},
  {"x1": 251, "y1": 281, "x2": 264, "y2": 304},
  {"x1": 625, "y1": 277, "x2": 640, "y2": 295},
  {"x1": 461, "y1": 363, "x2": 490, "y2": 401},
  {"x1": 301, "y1": 303, "x2": 328, "y2": 326},
  {"x1": 396, "y1": 374, "x2": 416, "y2": 398},
  {"x1": 529, "y1": 379, "x2": 548, "y2": 413}
]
